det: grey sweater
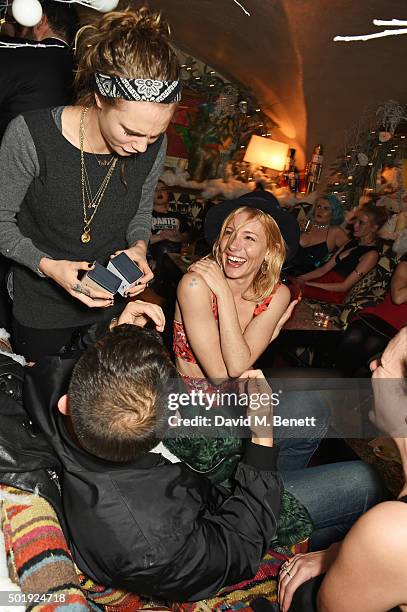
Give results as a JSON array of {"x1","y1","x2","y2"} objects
[
  {"x1": 0, "y1": 107, "x2": 166, "y2": 275},
  {"x1": 0, "y1": 107, "x2": 166, "y2": 328}
]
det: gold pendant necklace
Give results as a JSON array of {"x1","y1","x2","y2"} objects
[
  {"x1": 81, "y1": 227, "x2": 91, "y2": 243},
  {"x1": 79, "y1": 107, "x2": 118, "y2": 243}
]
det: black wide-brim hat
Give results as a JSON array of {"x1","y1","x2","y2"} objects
[{"x1": 204, "y1": 190, "x2": 300, "y2": 264}]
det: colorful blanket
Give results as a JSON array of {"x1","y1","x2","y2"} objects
[{"x1": 0, "y1": 486, "x2": 307, "y2": 611}]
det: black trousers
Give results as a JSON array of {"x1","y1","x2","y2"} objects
[
  {"x1": 288, "y1": 575, "x2": 401, "y2": 612},
  {"x1": 335, "y1": 315, "x2": 397, "y2": 377},
  {"x1": 11, "y1": 318, "x2": 88, "y2": 361}
]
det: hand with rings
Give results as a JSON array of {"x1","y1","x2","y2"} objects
[{"x1": 278, "y1": 551, "x2": 331, "y2": 612}]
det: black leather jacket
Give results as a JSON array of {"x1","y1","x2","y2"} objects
[{"x1": 0, "y1": 354, "x2": 63, "y2": 522}]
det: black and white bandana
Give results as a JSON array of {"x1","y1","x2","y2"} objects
[{"x1": 94, "y1": 73, "x2": 182, "y2": 103}]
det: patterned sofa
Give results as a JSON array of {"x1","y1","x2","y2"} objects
[
  {"x1": 0, "y1": 485, "x2": 306, "y2": 612},
  {"x1": 289, "y1": 202, "x2": 400, "y2": 328},
  {"x1": 303, "y1": 244, "x2": 399, "y2": 329}
]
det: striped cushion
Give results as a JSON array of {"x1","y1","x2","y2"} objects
[{"x1": 1, "y1": 485, "x2": 307, "y2": 611}]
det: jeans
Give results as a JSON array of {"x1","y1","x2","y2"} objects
[
  {"x1": 282, "y1": 460, "x2": 387, "y2": 550},
  {"x1": 275, "y1": 391, "x2": 388, "y2": 550},
  {"x1": 274, "y1": 390, "x2": 330, "y2": 472}
]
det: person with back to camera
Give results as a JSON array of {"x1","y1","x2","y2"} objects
[
  {"x1": 1, "y1": 319, "x2": 283, "y2": 601},
  {"x1": 290, "y1": 194, "x2": 348, "y2": 276},
  {"x1": 0, "y1": 296, "x2": 388, "y2": 602},
  {"x1": 0, "y1": 0, "x2": 78, "y2": 139},
  {"x1": 0, "y1": 0, "x2": 78, "y2": 331},
  {"x1": 297, "y1": 203, "x2": 388, "y2": 304},
  {"x1": 0, "y1": 6, "x2": 181, "y2": 361}
]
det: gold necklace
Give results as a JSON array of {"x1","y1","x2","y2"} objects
[
  {"x1": 79, "y1": 107, "x2": 118, "y2": 243},
  {"x1": 84, "y1": 132, "x2": 114, "y2": 167}
]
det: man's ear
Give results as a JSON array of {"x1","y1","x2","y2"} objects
[{"x1": 57, "y1": 394, "x2": 70, "y2": 416}]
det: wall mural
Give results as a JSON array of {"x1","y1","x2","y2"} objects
[{"x1": 166, "y1": 54, "x2": 277, "y2": 182}]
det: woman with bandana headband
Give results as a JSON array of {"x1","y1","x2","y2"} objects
[{"x1": 0, "y1": 7, "x2": 181, "y2": 361}]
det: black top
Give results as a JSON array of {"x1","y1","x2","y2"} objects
[
  {"x1": 150, "y1": 210, "x2": 191, "y2": 254},
  {"x1": 0, "y1": 37, "x2": 74, "y2": 140},
  {"x1": 13, "y1": 108, "x2": 163, "y2": 328},
  {"x1": 334, "y1": 239, "x2": 377, "y2": 277},
  {"x1": 151, "y1": 210, "x2": 190, "y2": 235},
  {"x1": 291, "y1": 240, "x2": 330, "y2": 276}
]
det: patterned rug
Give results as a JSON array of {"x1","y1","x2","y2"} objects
[{"x1": 0, "y1": 485, "x2": 307, "y2": 611}]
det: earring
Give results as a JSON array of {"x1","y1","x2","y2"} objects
[{"x1": 261, "y1": 260, "x2": 268, "y2": 274}]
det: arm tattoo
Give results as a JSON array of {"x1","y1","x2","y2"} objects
[
  {"x1": 72, "y1": 282, "x2": 91, "y2": 297},
  {"x1": 189, "y1": 277, "x2": 199, "y2": 288}
]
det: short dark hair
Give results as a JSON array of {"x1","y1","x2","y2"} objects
[
  {"x1": 362, "y1": 202, "x2": 388, "y2": 230},
  {"x1": 68, "y1": 325, "x2": 177, "y2": 462},
  {"x1": 41, "y1": 0, "x2": 78, "y2": 44}
]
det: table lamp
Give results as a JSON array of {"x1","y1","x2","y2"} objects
[{"x1": 243, "y1": 135, "x2": 289, "y2": 173}]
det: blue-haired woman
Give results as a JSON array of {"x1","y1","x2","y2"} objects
[{"x1": 291, "y1": 194, "x2": 348, "y2": 276}]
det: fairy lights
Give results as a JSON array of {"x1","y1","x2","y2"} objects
[
  {"x1": 334, "y1": 18, "x2": 407, "y2": 42},
  {"x1": 231, "y1": 0, "x2": 250, "y2": 16}
]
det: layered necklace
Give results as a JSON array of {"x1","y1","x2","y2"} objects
[
  {"x1": 304, "y1": 219, "x2": 330, "y2": 233},
  {"x1": 79, "y1": 107, "x2": 118, "y2": 244}
]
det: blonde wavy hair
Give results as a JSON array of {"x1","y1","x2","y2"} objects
[
  {"x1": 212, "y1": 206, "x2": 286, "y2": 302},
  {"x1": 74, "y1": 7, "x2": 180, "y2": 106}
]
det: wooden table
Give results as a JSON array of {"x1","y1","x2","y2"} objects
[
  {"x1": 283, "y1": 300, "x2": 340, "y2": 332},
  {"x1": 265, "y1": 300, "x2": 342, "y2": 368}
]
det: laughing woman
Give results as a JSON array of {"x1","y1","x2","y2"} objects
[
  {"x1": 166, "y1": 192, "x2": 300, "y2": 483},
  {"x1": 173, "y1": 192, "x2": 298, "y2": 383},
  {"x1": 166, "y1": 192, "x2": 387, "y2": 552}
]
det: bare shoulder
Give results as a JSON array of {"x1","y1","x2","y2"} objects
[
  {"x1": 395, "y1": 260, "x2": 407, "y2": 276},
  {"x1": 349, "y1": 501, "x2": 407, "y2": 549},
  {"x1": 61, "y1": 105, "x2": 80, "y2": 143},
  {"x1": 333, "y1": 225, "x2": 348, "y2": 242},
  {"x1": 264, "y1": 283, "x2": 291, "y2": 312},
  {"x1": 177, "y1": 271, "x2": 211, "y2": 301},
  {"x1": 272, "y1": 283, "x2": 291, "y2": 304}
]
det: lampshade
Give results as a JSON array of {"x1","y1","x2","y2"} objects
[{"x1": 243, "y1": 135, "x2": 289, "y2": 172}]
